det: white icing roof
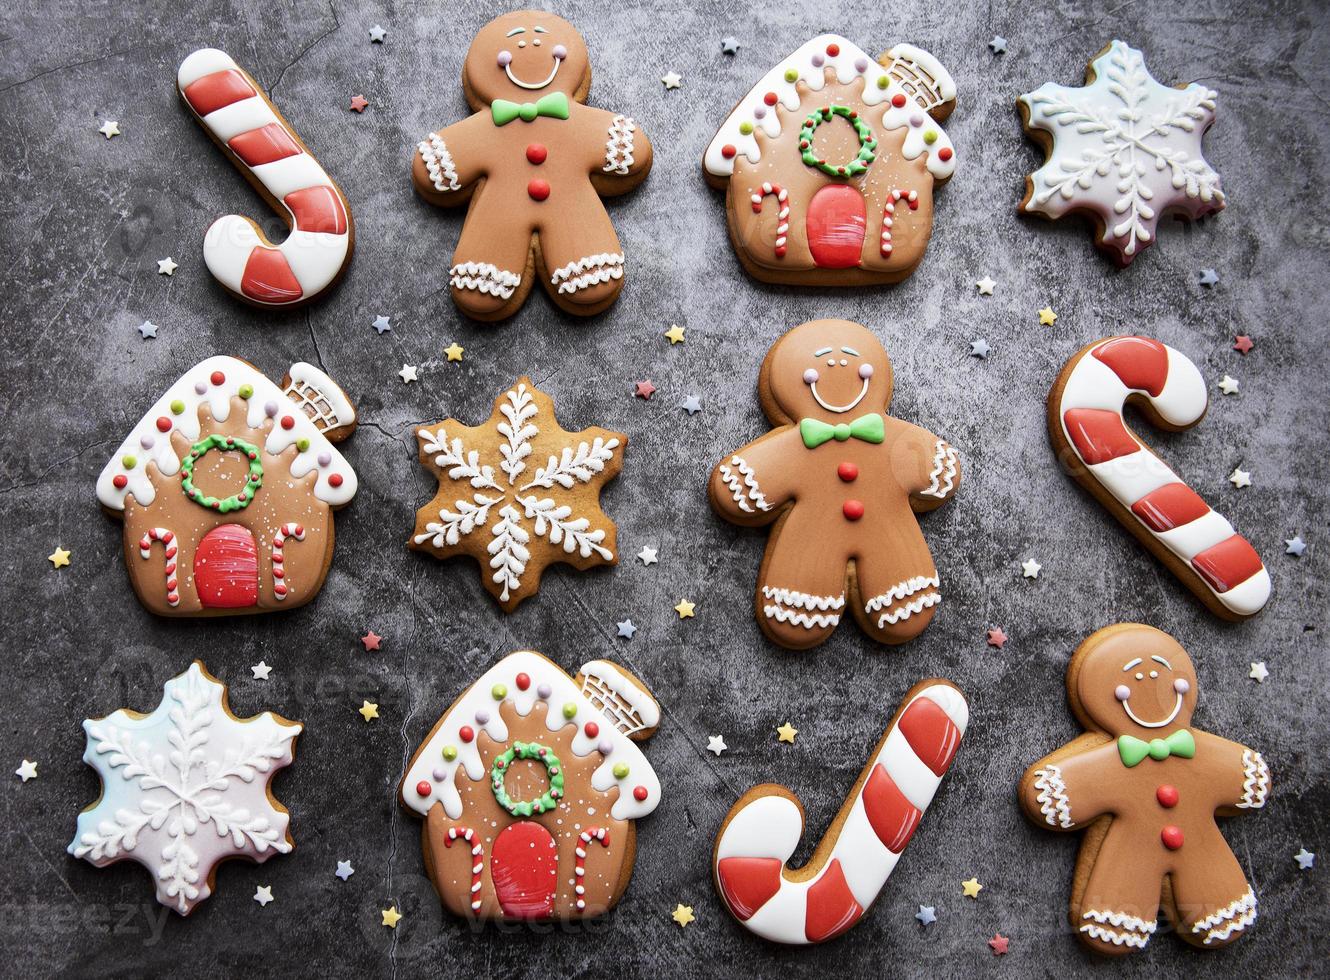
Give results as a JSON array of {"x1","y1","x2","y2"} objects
[
  {"x1": 96, "y1": 355, "x2": 357, "y2": 511},
  {"x1": 401, "y1": 650, "x2": 661, "y2": 823}
]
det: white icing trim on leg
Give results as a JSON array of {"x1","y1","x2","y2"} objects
[
  {"x1": 603, "y1": 115, "x2": 636, "y2": 175},
  {"x1": 450, "y1": 262, "x2": 521, "y2": 299},
  {"x1": 761, "y1": 587, "x2": 845, "y2": 611},
  {"x1": 718, "y1": 455, "x2": 771, "y2": 513},
  {"x1": 762, "y1": 586, "x2": 844, "y2": 629},
  {"x1": 863, "y1": 575, "x2": 941, "y2": 627},
  {"x1": 1079, "y1": 908, "x2": 1156, "y2": 949},
  {"x1": 550, "y1": 253, "x2": 624, "y2": 294},
  {"x1": 1033, "y1": 765, "x2": 1074, "y2": 828},
  {"x1": 418, "y1": 133, "x2": 461, "y2": 191},
  {"x1": 919, "y1": 440, "x2": 958, "y2": 498},
  {"x1": 1191, "y1": 890, "x2": 1257, "y2": 945},
  {"x1": 1236, "y1": 750, "x2": 1269, "y2": 809}
]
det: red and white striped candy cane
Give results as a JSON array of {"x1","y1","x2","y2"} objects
[
  {"x1": 138, "y1": 527, "x2": 180, "y2": 607},
  {"x1": 443, "y1": 826, "x2": 485, "y2": 912},
  {"x1": 751, "y1": 182, "x2": 790, "y2": 257},
  {"x1": 574, "y1": 827, "x2": 611, "y2": 911},
  {"x1": 177, "y1": 48, "x2": 353, "y2": 309},
  {"x1": 271, "y1": 523, "x2": 305, "y2": 601},
  {"x1": 880, "y1": 189, "x2": 919, "y2": 257}
]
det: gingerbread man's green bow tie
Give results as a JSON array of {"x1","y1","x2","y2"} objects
[
  {"x1": 491, "y1": 92, "x2": 570, "y2": 126},
  {"x1": 1117, "y1": 729, "x2": 1195, "y2": 767},
  {"x1": 800, "y1": 414, "x2": 885, "y2": 449}
]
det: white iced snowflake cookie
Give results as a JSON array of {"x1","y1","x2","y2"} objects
[{"x1": 1018, "y1": 40, "x2": 1224, "y2": 266}]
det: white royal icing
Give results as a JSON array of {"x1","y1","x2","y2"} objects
[
  {"x1": 1192, "y1": 890, "x2": 1257, "y2": 945},
  {"x1": 603, "y1": 115, "x2": 636, "y2": 175},
  {"x1": 549, "y1": 253, "x2": 625, "y2": 294},
  {"x1": 919, "y1": 440, "x2": 958, "y2": 498},
  {"x1": 1236, "y1": 750, "x2": 1269, "y2": 809},
  {"x1": 450, "y1": 261, "x2": 521, "y2": 299}
]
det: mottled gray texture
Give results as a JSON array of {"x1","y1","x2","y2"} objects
[{"x1": 1, "y1": 0, "x2": 1327, "y2": 976}]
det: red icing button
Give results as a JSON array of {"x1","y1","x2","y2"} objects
[
  {"x1": 281, "y1": 415, "x2": 295, "y2": 430},
  {"x1": 939, "y1": 147, "x2": 954, "y2": 162},
  {"x1": 584, "y1": 721, "x2": 600, "y2": 738},
  {"x1": 843, "y1": 499, "x2": 865, "y2": 521},
  {"x1": 525, "y1": 143, "x2": 547, "y2": 165},
  {"x1": 721, "y1": 144, "x2": 737, "y2": 159},
  {"x1": 155, "y1": 417, "x2": 172, "y2": 432},
  {"x1": 112, "y1": 474, "x2": 128, "y2": 489},
  {"x1": 826, "y1": 43, "x2": 840, "y2": 56},
  {"x1": 459, "y1": 725, "x2": 475, "y2": 743},
  {"x1": 764, "y1": 91, "x2": 778, "y2": 106},
  {"x1": 1156, "y1": 785, "x2": 1179, "y2": 808},
  {"x1": 415, "y1": 780, "x2": 431, "y2": 797},
  {"x1": 527, "y1": 178, "x2": 550, "y2": 201},
  {"x1": 1161, "y1": 825, "x2": 1184, "y2": 850},
  {"x1": 892, "y1": 93, "x2": 907, "y2": 108},
  {"x1": 516, "y1": 672, "x2": 531, "y2": 690},
  {"x1": 210, "y1": 371, "x2": 225, "y2": 386},
  {"x1": 329, "y1": 473, "x2": 344, "y2": 488},
  {"x1": 837, "y1": 462, "x2": 859, "y2": 482},
  {"x1": 633, "y1": 785, "x2": 649, "y2": 802}
]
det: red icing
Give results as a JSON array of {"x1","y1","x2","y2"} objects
[
  {"x1": 862, "y1": 763, "x2": 922, "y2": 853},
  {"x1": 156, "y1": 417, "x2": 172, "y2": 432},
  {"x1": 1191, "y1": 535, "x2": 1264, "y2": 593},
  {"x1": 722, "y1": 144, "x2": 736, "y2": 159},
  {"x1": 1091, "y1": 336, "x2": 1169, "y2": 396},
  {"x1": 525, "y1": 143, "x2": 547, "y2": 165},
  {"x1": 193, "y1": 524, "x2": 259, "y2": 608},
  {"x1": 1063, "y1": 408, "x2": 1140, "y2": 465},
  {"x1": 285, "y1": 186, "x2": 348, "y2": 235},
  {"x1": 898, "y1": 696, "x2": 962, "y2": 777},
  {"x1": 210, "y1": 371, "x2": 225, "y2": 386},
  {"x1": 826, "y1": 43, "x2": 840, "y2": 56},
  {"x1": 183, "y1": 69, "x2": 256, "y2": 116},
  {"x1": 490, "y1": 821, "x2": 559, "y2": 919},
  {"x1": 516, "y1": 672, "x2": 531, "y2": 690},
  {"x1": 838, "y1": 462, "x2": 858, "y2": 482},
  {"x1": 459, "y1": 725, "x2": 475, "y2": 743},
  {"x1": 633, "y1": 785, "x2": 648, "y2": 801},
  {"x1": 842, "y1": 499, "x2": 864, "y2": 521},
  {"x1": 1156, "y1": 785, "x2": 1179, "y2": 808},
  {"x1": 891, "y1": 93, "x2": 907, "y2": 108},
  {"x1": 416, "y1": 780, "x2": 431, "y2": 797},
  {"x1": 716, "y1": 857, "x2": 783, "y2": 920},
  {"x1": 1161, "y1": 825, "x2": 1184, "y2": 850},
  {"x1": 764, "y1": 91, "x2": 778, "y2": 106},
  {"x1": 527, "y1": 179, "x2": 551, "y2": 201},
  {"x1": 807, "y1": 185, "x2": 866, "y2": 268},
  {"x1": 1132, "y1": 482, "x2": 1210, "y2": 531},
  {"x1": 329, "y1": 474, "x2": 343, "y2": 488},
  {"x1": 241, "y1": 248, "x2": 303, "y2": 303},
  {"x1": 938, "y1": 147, "x2": 953, "y2": 162},
  {"x1": 280, "y1": 415, "x2": 295, "y2": 430},
  {"x1": 805, "y1": 859, "x2": 863, "y2": 942},
  {"x1": 113, "y1": 474, "x2": 128, "y2": 489},
  {"x1": 583, "y1": 721, "x2": 599, "y2": 738},
  {"x1": 228, "y1": 122, "x2": 301, "y2": 167}
]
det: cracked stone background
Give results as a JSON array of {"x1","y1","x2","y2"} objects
[{"x1": 2, "y1": 0, "x2": 1327, "y2": 976}]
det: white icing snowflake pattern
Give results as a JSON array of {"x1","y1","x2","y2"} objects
[
  {"x1": 414, "y1": 383, "x2": 620, "y2": 601},
  {"x1": 1020, "y1": 40, "x2": 1224, "y2": 263},
  {"x1": 68, "y1": 663, "x2": 301, "y2": 915}
]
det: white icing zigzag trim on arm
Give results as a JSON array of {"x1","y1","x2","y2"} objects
[
  {"x1": 762, "y1": 587, "x2": 845, "y2": 611},
  {"x1": 450, "y1": 261, "x2": 521, "y2": 299},
  {"x1": 919, "y1": 440, "x2": 958, "y2": 498},
  {"x1": 419, "y1": 133, "x2": 461, "y2": 191},
  {"x1": 1033, "y1": 765, "x2": 1074, "y2": 828},
  {"x1": 1191, "y1": 890, "x2": 1257, "y2": 945},
  {"x1": 603, "y1": 115, "x2": 636, "y2": 174},
  {"x1": 550, "y1": 253, "x2": 625, "y2": 294},
  {"x1": 1237, "y1": 750, "x2": 1270, "y2": 809},
  {"x1": 718, "y1": 455, "x2": 772, "y2": 513}
]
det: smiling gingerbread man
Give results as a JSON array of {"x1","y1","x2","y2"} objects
[
  {"x1": 411, "y1": 11, "x2": 652, "y2": 321},
  {"x1": 1020, "y1": 624, "x2": 1270, "y2": 954},
  {"x1": 709, "y1": 319, "x2": 960, "y2": 650}
]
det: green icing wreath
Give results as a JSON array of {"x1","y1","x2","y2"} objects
[
  {"x1": 798, "y1": 104, "x2": 878, "y2": 178},
  {"x1": 179, "y1": 434, "x2": 264, "y2": 513},
  {"x1": 490, "y1": 740, "x2": 564, "y2": 817}
]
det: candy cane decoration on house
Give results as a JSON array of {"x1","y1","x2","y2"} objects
[
  {"x1": 713, "y1": 682, "x2": 967, "y2": 945},
  {"x1": 574, "y1": 827, "x2": 611, "y2": 911},
  {"x1": 879, "y1": 189, "x2": 918, "y2": 257},
  {"x1": 1050, "y1": 336, "x2": 1270, "y2": 619},
  {"x1": 270, "y1": 523, "x2": 305, "y2": 601},
  {"x1": 138, "y1": 528, "x2": 181, "y2": 607},
  {"x1": 444, "y1": 826, "x2": 485, "y2": 913},
  {"x1": 751, "y1": 182, "x2": 790, "y2": 257},
  {"x1": 177, "y1": 48, "x2": 354, "y2": 308}
]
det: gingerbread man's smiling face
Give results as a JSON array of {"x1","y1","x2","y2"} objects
[
  {"x1": 763, "y1": 320, "x2": 894, "y2": 425},
  {"x1": 1074, "y1": 627, "x2": 1198, "y2": 739},
  {"x1": 466, "y1": 11, "x2": 589, "y2": 106}
]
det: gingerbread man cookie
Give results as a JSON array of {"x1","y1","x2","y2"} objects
[
  {"x1": 709, "y1": 320, "x2": 960, "y2": 649},
  {"x1": 411, "y1": 11, "x2": 652, "y2": 320},
  {"x1": 1020, "y1": 624, "x2": 1270, "y2": 954}
]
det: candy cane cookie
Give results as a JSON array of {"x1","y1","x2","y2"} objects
[
  {"x1": 713, "y1": 680, "x2": 967, "y2": 944},
  {"x1": 177, "y1": 48, "x2": 354, "y2": 309},
  {"x1": 1049, "y1": 336, "x2": 1270, "y2": 620}
]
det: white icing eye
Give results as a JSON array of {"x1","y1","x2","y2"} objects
[
  {"x1": 1115, "y1": 685, "x2": 1131, "y2": 701},
  {"x1": 839, "y1": 358, "x2": 848, "y2": 366},
  {"x1": 858, "y1": 363, "x2": 874, "y2": 379},
  {"x1": 1135, "y1": 672, "x2": 1144, "y2": 680},
  {"x1": 498, "y1": 50, "x2": 513, "y2": 66},
  {"x1": 518, "y1": 39, "x2": 526, "y2": 48},
  {"x1": 1174, "y1": 678, "x2": 1190, "y2": 694},
  {"x1": 553, "y1": 44, "x2": 567, "y2": 59},
  {"x1": 827, "y1": 358, "x2": 836, "y2": 366},
  {"x1": 533, "y1": 38, "x2": 541, "y2": 46},
  {"x1": 803, "y1": 369, "x2": 818, "y2": 384},
  {"x1": 1149, "y1": 670, "x2": 1159, "y2": 678}
]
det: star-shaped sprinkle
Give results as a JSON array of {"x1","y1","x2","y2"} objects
[
  {"x1": 372, "y1": 314, "x2": 391, "y2": 334},
  {"x1": 988, "y1": 933, "x2": 1010, "y2": 955},
  {"x1": 988, "y1": 36, "x2": 1008, "y2": 55},
  {"x1": 616, "y1": 618, "x2": 638, "y2": 639},
  {"x1": 336, "y1": 860, "x2": 355, "y2": 880},
  {"x1": 361, "y1": 630, "x2": 382, "y2": 651},
  {"x1": 707, "y1": 735, "x2": 727, "y2": 756},
  {"x1": 672, "y1": 903, "x2": 695, "y2": 927},
  {"x1": 721, "y1": 37, "x2": 740, "y2": 55},
  {"x1": 1218, "y1": 375, "x2": 1239, "y2": 395},
  {"x1": 15, "y1": 760, "x2": 37, "y2": 782},
  {"x1": 381, "y1": 906, "x2": 402, "y2": 928},
  {"x1": 987, "y1": 627, "x2": 1008, "y2": 649},
  {"x1": 1229, "y1": 467, "x2": 1251, "y2": 489},
  {"x1": 664, "y1": 324, "x2": 686, "y2": 345},
  {"x1": 1233, "y1": 335, "x2": 1254, "y2": 354},
  {"x1": 916, "y1": 905, "x2": 937, "y2": 926},
  {"x1": 1199, "y1": 268, "x2": 1219, "y2": 287},
  {"x1": 1038, "y1": 306, "x2": 1057, "y2": 326},
  {"x1": 634, "y1": 380, "x2": 656, "y2": 399},
  {"x1": 679, "y1": 395, "x2": 702, "y2": 415},
  {"x1": 359, "y1": 700, "x2": 380, "y2": 722},
  {"x1": 251, "y1": 661, "x2": 273, "y2": 681},
  {"x1": 444, "y1": 342, "x2": 465, "y2": 362},
  {"x1": 661, "y1": 71, "x2": 682, "y2": 90},
  {"x1": 1295, "y1": 848, "x2": 1315, "y2": 870},
  {"x1": 970, "y1": 338, "x2": 992, "y2": 359},
  {"x1": 399, "y1": 364, "x2": 418, "y2": 384},
  {"x1": 777, "y1": 722, "x2": 798, "y2": 744},
  {"x1": 976, "y1": 275, "x2": 996, "y2": 295},
  {"x1": 254, "y1": 885, "x2": 274, "y2": 907},
  {"x1": 675, "y1": 599, "x2": 695, "y2": 619},
  {"x1": 1286, "y1": 536, "x2": 1307, "y2": 557},
  {"x1": 1249, "y1": 662, "x2": 1269, "y2": 683},
  {"x1": 637, "y1": 546, "x2": 658, "y2": 565},
  {"x1": 350, "y1": 94, "x2": 369, "y2": 113},
  {"x1": 137, "y1": 320, "x2": 159, "y2": 339},
  {"x1": 962, "y1": 877, "x2": 983, "y2": 898},
  {"x1": 369, "y1": 24, "x2": 387, "y2": 43},
  {"x1": 48, "y1": 547, "x2": 71, "y2": 569},
  {"x1": 1022, "y1": 558, "x2": 1042, "y2": 579},
  {"x1": 98, "y1": 120, "x2": 120, "y2": 139},
  {"x1": 157, "y1": 257, "x2": 178, "y2": 275}
]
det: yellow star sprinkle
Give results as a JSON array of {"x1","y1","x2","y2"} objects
[
  {"x1": 1038, "y1": 306, "x2": 1058, "y2": 326},
  {"x1": 664, "y1": 324, "x2": 686, "y2": 345},
  {"x1": 359, "y1": 700, "x2": 380, "y2": 722},
  {"x1": 444, "y1": 342, "x2": 465, "y2": 362},
  {"x1": 674, "y1": 599, "x2": 695, "y2": 619},
  {"x1": 48, "y1": 547, "x2": 71, "y2": 569},
  {"x1": 962, "y1": 877, "x2": 983, "y2": 898},
  {"x1": 671, "y1": 903, "x2": 695, "y2": 927},
  {"x1": 777, "y1": 722, "x2": 798, "y2": 744},
  {"x1": 381, "y1": 906, "x2": 402, "y2": 928}
]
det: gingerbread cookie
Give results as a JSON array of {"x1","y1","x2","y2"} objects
[
  {"x1": 410, "y1": 11, "x2": 652, "y2": 320},
  {"x1": 715, "y1": 680, "x2": 967, "y2": 944},
  {"x1": 1020, "y1": 624, "x2": 1269, "y2": 953},
  {"x1": 400, "y1": 651, "x2": 660, "y2": 921},
  {"x1": 411, "y1": 378, "x2": 624, "y2": 610},
  {"x1": 1018, "y1": 40, "x2": 1224, "y2": 266},
  {"x1": 709, "y1": 320, "x2": 960, "y2": 649},
  {"x1": 1049, "y1": 336, "x2": 1269, "y2": 619},
  {"x1": 97, "y1": 356, "x2": 358, "y2": 617},
  {"x1": 69, "y1": 661, "x2": 301, "y2": 915},
  {"x1": 177, "y1": 49, "x2": 354, "y2": 307},
  {"x1": 703, "y1": 34, "x2": 957, "y2": 286}
]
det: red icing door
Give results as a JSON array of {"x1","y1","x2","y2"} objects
[
  {"x1": 193, "y1": 523, "x2": 259, "y2": 608},
  {"x1": 806, "y1": 185, "x2": 866, "y2": 268},
  {"x1": 490, "y1": 821, "x2": 559, "y2": 919}
]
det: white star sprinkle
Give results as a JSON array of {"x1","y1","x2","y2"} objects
[
  {"x1": 336, "y1": 860, "x2": 355, "y2": 880},
  {"x1": 254, "y1": 885, "x2": 274, "y2": 906},
  {"x1": 916, "y1": 905, "x2": 937, "y2": 925},
  {"x1": 721, "y1": 37, "x2": 740, "y2": 56},
  {"x1": 988, "y1": 37, "x2": 1007, "y2": 55},
  {"x1": 372, "y1": 314, "x2": 391, "y2": 334},
  {"x1": 1199, "y1": 268, "x2": 1219, "y2": 287},
  {"x1": 1022, "y1": 558, "x2": 1042, "y2": 579},
  {"x1": 98, "y1": 120, "x2": 121, "y2": 139},
  {"x1": 399, "y1": 364, "x2": 418, "y2": 384},
  {"x1": 616, "y1": 619, "x2": 638, "y2": 639},
  {"x1": 1229, "y1": 467, "x2": 1251, "y2": 489},
  {"x1": 1218, "y1": 375, "x2": 1239, "y2": 395},
  {"x1": 15, "y1": 759, "x2": 38, "y2": 782},
  {"x1": 157, "y1": 257, "x2": 178, "y2": 275},
  {"x1": 970, "y1": 339, "x2": 992, "y2": 359},
  {"x1": 661, "y1": 71, "x2": 682, "y2": 90},
  {"x1": 1295, "y1": 848, "x2": 1315, "y2": 870},
  {"x1": 369, "y1": 25, "x2": 387, "y2": 43},
  {"x1": 707, "y1": 734, "x2": 727, "y2": 756},
  {"x1": 637, "y1": 546, "x2": 658, "y2": 566},
  {"x1": 251, "y1": 661, "x2": 273, "y2": 681},
  {"x1": 1286, "y1": 536, "x2": 1306, "y2": 557},
  {"x1": 137, "y1": 320, "x2": 159, "y2": 339},
  {"x1": 679, "y1": 395, "x2": 702, "y2": 415},
  {"x1": 1248, "y1": 662, "x2": 1269, "y2": 683},
  {"x1": 976, "y1": 275, "x2": 996, "y2": 295}
]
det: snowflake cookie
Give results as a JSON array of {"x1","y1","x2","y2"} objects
[
  {"x1": 68, "y1": 662, "x2": 301, "y2": 915},
  {"x1": 410, "y1": 379, "x2": 625, "y2": 611},
  {"x1": 1018, "y1": 40, "x2": 1224, "y2": 266}
]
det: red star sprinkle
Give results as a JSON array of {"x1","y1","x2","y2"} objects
[
  {"x1": 986, "y1": 627, "x2": 1008, "y2": 649},
  {"x1": 350, "y1": 94, "x2": 369, "y2": 113},
  {"x1": 360, "y1": 630, "x2": 382, "y2": 651},
  {"x1": 988, "y1": 933, "x2": 1010, "y2": 955},
  {"x1": 1233, "y1": 335, "x2": 1253, "y2": 354},
  {"x1": 634, "y1": 380, "x2": 657, "y2": 400}
]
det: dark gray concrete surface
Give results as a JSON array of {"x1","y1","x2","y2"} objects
[{"x1": 2, "y1": 1, "x2": 1326, "y2": 976}]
